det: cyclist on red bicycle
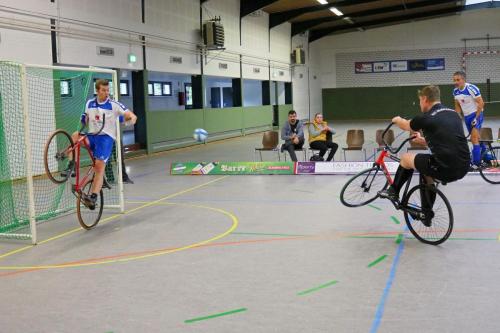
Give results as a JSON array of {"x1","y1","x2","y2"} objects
[
  {"x1": 379, "y1": 85, "x2": 470, "y2": 202},
  {"x1": 65, "y1": 79, "x2": 137, "y2": 209}
]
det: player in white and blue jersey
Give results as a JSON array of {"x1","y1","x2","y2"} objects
[
  {"x1": 65, "y1": 79, "x2": 137, "y2": 209},
  {"x1": 453, "y1": 71, "x2": 486, "y2": 168}
]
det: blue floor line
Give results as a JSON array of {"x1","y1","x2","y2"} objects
[{"x1": 369, "y1": 231, "x2": 406, "y2": 333}]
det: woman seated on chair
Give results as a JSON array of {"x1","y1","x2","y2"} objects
[{"x1": 308, "y1": 113, "x2": 338, "y2": 162}]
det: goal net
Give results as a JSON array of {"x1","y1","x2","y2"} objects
[
  {"x1": 0, "y1": 62, "x2": 124, "y2": 244},
  {"x1": 462, "y1": 50, "x2": 500, "y2": 114}
]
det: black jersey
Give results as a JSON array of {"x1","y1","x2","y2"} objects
[{"x1": 410, "y1": 103, "x2": 470, "y2": 169}]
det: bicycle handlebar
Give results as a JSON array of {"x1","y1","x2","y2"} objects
[
  {"x1": 79, "y1": 114, "x2": 106, "y2": 136},
  {"x1": 382, "y1": 122, "x2": 416, "y2": 154}
]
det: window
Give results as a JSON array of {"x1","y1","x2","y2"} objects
[
  {"x1": 185, "y1": 83, "x2": 193, "y2": 107},
  {"x1": 60, "y1": 80, "x2": 72, "y2": 97},
  {"x1": 148, "y1": 81, "x2": 173, "y2": 96},
  {"x1": 153, "y1": 82, "x2": 162, "y2": 96},
  {"x1": 119, "y1": 80, "x2": 129, "y2": 96},
  {"x1": 162, "y1": 82, "x2": 172, "y2": 96}
]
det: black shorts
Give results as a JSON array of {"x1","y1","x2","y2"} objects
[{"x1": 414, "y1": 154, "x2": 468, "y2": 183}]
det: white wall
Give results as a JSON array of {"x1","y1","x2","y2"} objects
[
  {"x1": 145, "y1": 0, "x2": 200, "y2": 73},
  {"x1": 0, "y1": 0, "x2": 55, "y2": 64},
  {"x1": 0, "y1": 0, "x2": 293, "y2": 99},
  {"x1": 312, "y1": 7, "x2": 500, "y2": 88}
]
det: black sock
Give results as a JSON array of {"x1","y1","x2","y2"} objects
[
  {"x1": 391, "y1": 166, "x2": 414, "y2": 194},
  {"x1": 90, "y1": 193, "x2": 98, "y2": 199}
]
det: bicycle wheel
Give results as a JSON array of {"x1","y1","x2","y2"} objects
[
  {"x1": 44, "y1": 129, "x2": 75, "y2": 184},
  {"x1": 76, "y1": 178, "x2": 104, "y2": 230},
  {"x1": 479, "y1": 146, "x2": 500, "y2": 184},
  {"x1": 340, "y1": 167, "x2": 388, "y2": 207},
  {"x1": 402, "y1": 184, "x2": 453, "y2": 245}
]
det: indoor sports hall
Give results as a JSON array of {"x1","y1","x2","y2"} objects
[{"x1": 0, "y1": 1, "x2": 499, "y2": 332}]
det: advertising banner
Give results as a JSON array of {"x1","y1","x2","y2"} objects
[
  {"x1": 296, "y1": 161, "x2": 399, "y2": 175},
  {"x1": 171, "y1": 162, "x2": 295, "y2": 175}
]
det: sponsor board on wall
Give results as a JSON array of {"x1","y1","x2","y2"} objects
[
  {"x1": 390, "y1": 61, "x2": 408, "y2": 72},
  {"x1": 373, "y1": 61, "x2": 390, "y2": 72},
  {"x1": 355, "y1": 58, "x2": 445, "y2": 74},
  {"x1": 355, "y1": 62, "x2": 373, "y2": 73}
]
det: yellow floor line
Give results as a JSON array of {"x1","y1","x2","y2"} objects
[
  {"x1": 0, "y1": 201, "x2": 238, "y2": 270},
  {"x1": 0, "y1": 176, "x2": 228, "y2": 261}
]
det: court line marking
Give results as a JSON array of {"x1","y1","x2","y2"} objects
[
  {"x1": 0, "y1": 235, "x2": 312, "y2": 278},
  {"x1": 185, "y1": 308, "x2": 247, "y2": 324},
  {"x1": 368, "y1": 255, "x2": 388, "y2": 268},
  {"x1": 370, "y1": 231, "x2": 405, "y2": 333},
  {"x1": 390, "y1": 216, "x2": 401, "y2": 225},
  {"x1": 297, "y1": 280, "x2": 339, "y2": 296},
  {"x1": 0, "y1": 176, "x2": 228, "y2": 261},
  {"x1": 0, "y1": 201, "x2": 238, "y2": 270}
]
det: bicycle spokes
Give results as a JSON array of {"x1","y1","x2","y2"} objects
[
  {"x1": 340, "y1": 167, "x2": 388, "y2": 207},
  {"x1": 480, "y1": 146, "x2": 500, "y2": 184},
  {"x1": 403, "y1": 184, "x2": 453, "y2": 245}
]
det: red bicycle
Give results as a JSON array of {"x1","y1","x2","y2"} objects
[
  {"x1": 340, "y1": 123, "x2": 454, "y2": 245},
  {"x1": 43, "y1": 115, "x2": 108, "y2": 229}
]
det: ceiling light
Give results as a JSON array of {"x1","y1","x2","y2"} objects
[
  {"x1": 329, "y1": 7, "x2": 344, "y2": 16},
  {"x1": 317, "y1": 0, "x2": 328, "y2": 4}
]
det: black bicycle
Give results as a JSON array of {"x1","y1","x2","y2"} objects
[
  {"x1": 340, "y1": 123, "x2": 453, "y2": 245},
  {"x1": 476, "y1": 139, "x2": 500, "y2": 184}
]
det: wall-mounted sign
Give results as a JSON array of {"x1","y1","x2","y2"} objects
[
  {"x1": 355, "y1": 62, "x2": 373, "y2": 73},
  {"x1": 390, "y1": 61, "x2": 408, "y2": 72},
  {"x1": 355, "y1": 58, "x2": 445, "y2": 74},
  {"x1": 373, "y1": 61, "x2": 390, "y2": 72},
  {"x1": 97, "y1": 46, "x2": 114, "y2": 56}
]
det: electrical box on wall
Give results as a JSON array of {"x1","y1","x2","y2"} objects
[
  {"x1": 203, "y1": 17, "x2": 225, "y2": 49},
  {"x1": 291, "y1": 48, "x2": 305, "y2": 65}
]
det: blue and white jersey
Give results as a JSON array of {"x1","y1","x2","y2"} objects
[
  {"x1": 453, "y1": 83, "x2": 482, "y2": 116},
  {"x1": 84, "y1": 98, "x2": 128, "y2": 140}
]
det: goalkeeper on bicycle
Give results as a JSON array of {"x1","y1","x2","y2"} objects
[{"x1": 65, "y1": 79, "x2": 137, "y2": 209}]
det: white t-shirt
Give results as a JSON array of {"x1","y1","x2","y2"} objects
[
  {"x1": 84, "y1": 97, "x2": 128, "y2": 140},
  {"x1": 453, "y1": 83, "x2": 482, "y2": 116}
]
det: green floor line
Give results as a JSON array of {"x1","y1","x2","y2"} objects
[
  {"x1": 349, "y1": 236, "x2": 395, "y2": 239},
  {"x1": 185, "y1": 308, "x2": 247, "y2": 324},
  {"x1": 368, "y1": 255, "x2": 388, "y2": 268},
  {"x1": 232, "y1": 232, "x2": 309, "y2": 237},
  {"x1": 395, "y1": 234, "x2": 403, "y2": 244},
  {"x1": 349, "y1": 235, "x2": 497, "y2": 241},
  {"x1": 367, "y1": 204, "x2": 382, "y2": 211},
  {"x1": 297, "y1": 280, "x2": 339, "y2": 296},
  {"x1": 390, "y1": 216, "x2": 401, "y2": 224}
]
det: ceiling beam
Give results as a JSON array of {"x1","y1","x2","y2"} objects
[
  {"x1": 240, "y1": 0, "x2": 279, "y2": 18},
  {"x1": 309, "y1": 6, "x2": 462, "y2": 43},
  {"x1": 292, "y1": 0, "x2": 458, "y2": 36},
  {"x1": 269, "y1": 0, "x2": 380, "y2": 29}
]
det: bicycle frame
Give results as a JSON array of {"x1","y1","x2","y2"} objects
[
  {"x1": 72, "y1": 135, "x2": 96, "y2": 193},
  {"x1": 372, "y1": 122, "x2": 414, "y2": 186},
  {"x1": 68, "y1": 114, "x2": 106, "y2": 194}
]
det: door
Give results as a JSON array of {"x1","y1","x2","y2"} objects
[
  {"x1": 222, "y1": 87, "x2": 233, "y2": 107},
  {"x1": 210, "y1": 87, "x2": 221, "y2": 108}
]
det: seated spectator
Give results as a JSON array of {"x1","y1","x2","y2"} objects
[
  {"x1": 280, "y1": 110, "x2": 305, "y2": 162},
  {"x1": 308, "y1": 113, "x2": 338, "y2": 161}
]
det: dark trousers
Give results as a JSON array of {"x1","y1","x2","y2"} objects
[
  {"x1": 309, "y1": 132, "x2": 338, "y2": 161},
  {"x1": 282, "y1": 138, "x2": 305, "y2": 162}
]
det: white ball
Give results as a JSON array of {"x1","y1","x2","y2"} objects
[{"x1": 193, "y1": 128, "x2": 208, "y2": 142}]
